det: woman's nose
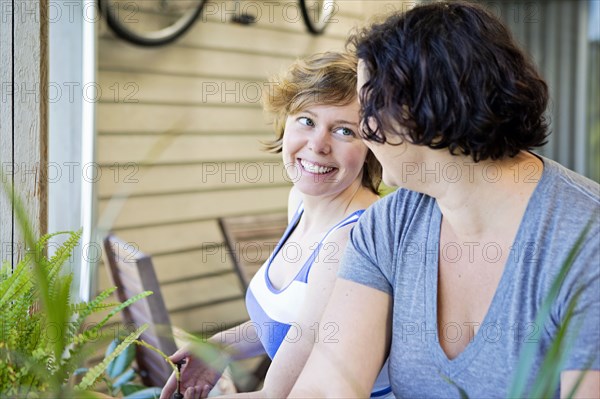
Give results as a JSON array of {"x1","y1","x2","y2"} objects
[{"x1": 307, "y1": 128, "x2": 331, "y2": 154}]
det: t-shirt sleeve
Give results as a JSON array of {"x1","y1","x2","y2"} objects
[
  {"x1": 555, "y1": 228, "x2": 600, "y2": 371},
  {"x1": 338, "y1": 198, "x2": 394, "y2": 296}
]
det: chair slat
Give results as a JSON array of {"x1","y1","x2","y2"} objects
[
  {"x1": 103, "y1": 234, "x2": 178, "y2": 388},
  {"x1": 217, "y1": 211, "x2": 287, "y2": 392}
]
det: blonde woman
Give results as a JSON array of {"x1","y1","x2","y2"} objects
[{"x1": 160, "y1": 52, "x2": 392, "y2": 399}]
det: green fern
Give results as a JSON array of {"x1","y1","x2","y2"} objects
[
  {"x1": 135, "y1": 339, "x2": 179, "y2": 380},
  {"x1": 0, "y1": 227, "x2": 154, "y2": 397},
  {"x1": 0, "y1": 258, "x2": 33, "y2": 308},
  {"x1": 70, "y1": 298, "x2": 120, "y2": 315},
  {"x1": 68, "y1": 287, "x2": 118, "y2": 339},
  {"x1": 72, "y1": 291, "x2": 153, "y2": 346},
  {"x1": 508, "y1": 222, "x2": 593, "y2": 398},
  {"x1": 47, "y1": 230, "x2": 83, "y2": 281},
  {"x1": 76, "y1": 324, "x2": 149, "y2": 391},
  {"x1": 1, "y1": 163, "x2": 161, "y2": 398}
]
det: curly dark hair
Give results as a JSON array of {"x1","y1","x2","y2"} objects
[{"x1": 348, "y1": 1, "x2": 549, "y2": 162}]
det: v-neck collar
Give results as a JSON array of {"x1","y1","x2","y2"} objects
[{"x1": 424, "y1": 156, "x2": 549, "y2": 376}]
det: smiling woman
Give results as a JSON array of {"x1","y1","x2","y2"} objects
[
  {"x1": 159, "y1": 52, "x2": 391, "y2": 399},
  {"x1": 263, "y1": 51, "x2": 381, "y2": 195},
  {"x1": 281, "y1": 102, "x2": 367, "y2": 198}
]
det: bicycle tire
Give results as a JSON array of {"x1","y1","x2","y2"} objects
[
  {"x1": 299, "y1": 0, "x2": 336, "y2": 35},
  {"x1": 99, "y1": 0, "x2": 207, "y2": 47}
]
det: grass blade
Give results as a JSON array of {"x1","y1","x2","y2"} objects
[{"x1": 508, "y1": 222, "x2": 592, "y2": 397}]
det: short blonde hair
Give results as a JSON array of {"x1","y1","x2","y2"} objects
[{"x1": 262, "y1": 51, "x2": 381, "y2": 194}]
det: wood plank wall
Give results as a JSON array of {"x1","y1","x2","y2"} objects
[
  {"x1": 94, "y1": 0, "x2": 391, "y2": 337},
  {"x1": 0, "y1": 0, "x2": 48, "y2": 264}
]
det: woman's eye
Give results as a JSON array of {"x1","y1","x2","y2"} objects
[
  {"x1": 334, "y1": 127, "x2": 356, "y2": 137},
  {"x1": 298, "y1": 117, "x2": 315, "y2": 127}
]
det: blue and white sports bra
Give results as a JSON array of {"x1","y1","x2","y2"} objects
[{"x1": 246, "y1": 204, "x2": 393, "y2": 398}]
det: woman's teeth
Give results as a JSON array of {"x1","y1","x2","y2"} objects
[{"x1": 300, "y1": 159, "x2": 334, "y2": 174}]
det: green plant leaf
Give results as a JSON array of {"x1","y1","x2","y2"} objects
[
  {"x1": 0, "y1": 166, "x2": 158, "y2": 397},
  {"x1": 0, "y1": 256, "x2": 34, "y2": 309},
  {"x1": 33, "y1": 231, "x2": 75, "y2": 256},
  {"x1": 134, "y1": 340, "x2": 178, "y2": 378},
  {"x1": 47, "y1": 230, "x2": 82, "y2": 281},
  {"x1": 441, "y1": 374, "x2": 469, "y2": 399},
  {"x1": 76, "y1": 324, "x2": 148, "y2": 391},
  {"x1": 508, "y1": 223, "x2": 592, "y2": 398},
  {"x1": 70, "y1": 300, "x2": 120, "y2": 314},
  {"x1": 70, "y1": 286, "x2": 118, "y2": 336},
  {"x1": 107, "y1": 339, "x2": 136, "y2": 379},
  {"x1": 530, "y1": 284, "x2": 588, "y2": 398},
  {"x1": 0, "y1": 177, "x2": 79, "y2": 395},
  {"x1": 73, "y1": 290, "x2": 152, "y2": 346}
]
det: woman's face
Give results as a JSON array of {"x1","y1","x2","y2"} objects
[
  {"x1": 357, "y1": 60, "x2": 425, "y2": 188},
  {"x1": 281, "y1": 101, "x2": 369, "y2": 198}
]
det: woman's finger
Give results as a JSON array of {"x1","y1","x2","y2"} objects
[
  {"x1": 158, "y1": 372, "x2": 178, "y2": 399},
  {"x1": 200, "y1": 384, "x2": 213, "y2": 399},
  {"x1": 184, "y1": 386, "x2": 198, "y2": 399},
  {"x1": 169, "y1": 346, "x2": 190, "y2": 362}
]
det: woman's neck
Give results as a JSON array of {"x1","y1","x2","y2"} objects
[
  {"x1": 430, "y1": 151, "x2": 544, "y2": 241},
  {"x1": 298, "y1": 182, "x2": 378, "y2": 234}
]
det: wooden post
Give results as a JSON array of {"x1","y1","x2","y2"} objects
[{"x1": 0, "y1": 0, "x2": 48, "y2": 266}]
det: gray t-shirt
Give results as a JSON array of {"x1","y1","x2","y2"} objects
[{"x1": 339, "y1": 156, "x2": 600, "y2": 398}]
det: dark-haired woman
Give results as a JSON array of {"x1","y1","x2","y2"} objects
[{"x1": 289, "y1": 2, "x2": 599, "y2": 398}]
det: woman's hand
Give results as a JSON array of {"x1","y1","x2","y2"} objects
[
  {"x1": 160, "y1": 321, "x2": 266, "y2": 399},
  {"x1": 159, "y1": 346, "x2": 225, "y2": 399}
]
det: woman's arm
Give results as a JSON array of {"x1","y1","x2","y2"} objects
[
  {"x1": 207, "y1": 320, "x2": 266, "y2": 361},
  {"x1": 289, "y1": 278, "x2": 392, "y2": 398},
  {"x1": 255, "y1": 230, "x2": 356, "y2": 398},
  {"x1": 185, "y1": 186, "x2": 299, "y2": 398},
  {"x1": 561, "y1": 371, "x2": 600, "y2": 399},
  {"x1": 558, "y1": 232, "x2": 600, "y2": 399},
  {"x1": 216, "y1": 226, "x2": 387, "y2": 399}
]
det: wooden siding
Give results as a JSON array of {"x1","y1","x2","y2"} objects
[
  {"x1": 94, "y1": 0, "x2": 383, "y2": 336},
  {"x1": 0, "y1": 0, "x2": 48, "y2": 263}
]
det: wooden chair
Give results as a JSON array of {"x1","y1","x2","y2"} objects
[
  {"x1": 218, "y1": 212, "x2": 289, "y2": 292},
  {"x1": 217, "y1": 212, "x2": 288, "y2": 390},
  {"x1": 103, "y1": 234, "x2": 177, "y2": 388}
]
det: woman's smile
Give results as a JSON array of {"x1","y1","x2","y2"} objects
[
  {"x1": 298, "y1": 158, "x2": 336, "y2": 175},
  {"x1": 282, "y1": 102, "x2": 368, "y2": 198}
]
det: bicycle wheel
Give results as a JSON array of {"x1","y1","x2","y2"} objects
[
  {"x1": 299, "y1": 0, "x2": 336, "y2": 35},
  {"x1": 99, "y1": 0, "x2": 207, "y2": 47}
]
